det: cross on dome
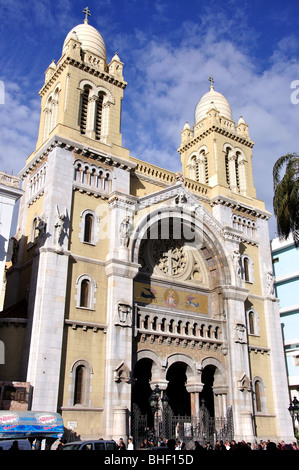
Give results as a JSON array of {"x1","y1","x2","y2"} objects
[
  {"x1": 208, "y1": 75, "x2": 214, "y2": 89},
  {"x1": 83, "y1": 6, "x2": 91, "y2": 23}
]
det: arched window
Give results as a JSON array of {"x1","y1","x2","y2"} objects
[
  {"x1": 75, "y1": 274, "x2": 97, "y2": 310},
  {"x1": 244, "y1": 257, "x2": 249, "y2": 281},
  {"x1": 255, "y1": 381, "x2": 262, "y2": 412},
  {"x1": 248, "y1": 311, "x2": 255, "y2": 334},
  {"x1": 253, "y1": 377, "x2": 266, "y2": 413},
  {"x1": 78, "y1": 81, "x2": 113, "y2": 142},
  {"x1": 80, "y1": 279, "x2": 90, "y2": 308},
  {"x1": 74, "y1": 365, "x2": 85, "y2": 405},
  {"x1": 246, "y1": 308, "x2": 259, "y2": 336},
  {"x1": 80, "y1": 85, "x2": 91, "y2": 134},
  {"x1": 241, "y1": 255, "x2": 254, "y2": 283},
  {"x1": 225, "y1": 148, "x2": 230, "y2": 186},
  {"x1": 188, "y1": 155, "x2": 197, "y2": 181},
  {"x1": 79, "y1": 210, "x2": 99, "y2": 245},
  {"x1": 70, "y1": 360, "x2": 93, "y2": 407},
  {"x1": 95, "y1": 92, "x2": 105, "y2": 140},
  {"x1": 29, "y1": 217, "x2": 39, "y2": 243},
  {"x1": 84, "y1": 213, "x2": 94, "y2": 243},
  {"x1": 188, "y1": 148, "x2": 208, "y2": 184},
  {"x1": 43, "y1": 86, "x2": 60, "y2": 141}
]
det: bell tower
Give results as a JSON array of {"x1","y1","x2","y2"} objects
[
  {"x1": 33, "y1": 8, "x2": 127, "y2": 164},
  {"x1": 178, "y1": 77, "x2": 256, "y2": 199}
]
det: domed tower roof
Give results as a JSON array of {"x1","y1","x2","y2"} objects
[
  {"x1": 195, "y1": 77, "x2": 233, "y2": 123},
  {"x1": 62, "y1": 10, "x2": 107, "y2": 61}
]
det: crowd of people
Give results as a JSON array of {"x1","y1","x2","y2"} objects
[{"x1": 118, "y1": 436, "x2": 299, "y2": 452}]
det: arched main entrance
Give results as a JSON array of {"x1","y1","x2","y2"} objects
[
  {"x1": 130, "y1": 199, "x2": 234, "y2": 446},
  {"x1": 166, "y1": 362, "x2": 190, "y2": 416},
  {"x1": 131, "y1": 356, "x2": 233, "y2": 448}
]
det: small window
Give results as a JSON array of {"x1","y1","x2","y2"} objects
[
  {"x1": 255, "y1": 380, "x2": 262, "y2": 412},
  {"x1": 80, "y1": 279, "x2": 90, "y2": 308},
  {"x1": 246, "y1": 308, "x2": 259, "y2": 336},
  {"x1": 241, "y1": 255, "x2": 254, "y2": 283},
  {"x1": 248, "y1": 311, "x2": 255, "y2": 334},
  {"x1": 252, "y1": 377, "x2": 267, "y2": 414},
  {"x1": 84, "y1": 214, "x2": 94, "y2": 243},
  {"x1": 70, "y1": 360, "x2": 92, "y2": 407},
  {"x1": 75, "y1": 274, "x2": 97, "y2": 310},
  {"x1": 79, "y1": 210, "x2": 99, "y2": 245},
  {"x1": 244, "y1": 257, "x2": 249, "y2": 281},
  {"x1": 74, "y1": 365, "x2": 85, "y2": 405}
]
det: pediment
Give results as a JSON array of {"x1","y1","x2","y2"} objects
[
  {"x1": 137, "y1": 181, "x2": 199, "y2": 210},
  {"x1": 136, "y1": 181, "x2": 224, "y2": 238}
]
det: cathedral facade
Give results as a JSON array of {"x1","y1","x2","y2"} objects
[{"x1": 1, "y1": 13, "x2": 294, "y2": 444}]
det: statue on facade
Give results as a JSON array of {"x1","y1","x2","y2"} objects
[
  {"x1": 119, "y1": 216, "x2": 132, "y2": 247},
  {"x1": 54, "y1": 206, "x2": 67, "y2": 247}
]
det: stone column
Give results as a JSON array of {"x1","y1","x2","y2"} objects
[
  {"x1": 103, "y1": 259, "x2": 139, "y2": 440},
  {"x1": 103, "y1": 192, "x2": 139, "y2": 439},
  {"x1": 222, "y1": 286, "x2": 255, "y2": 442},
  {"x1": 196, "y1": 154, "x2": 206, "y2": 184},
  {"x1": 227, "y1": 151, "x2": 237, "y2": 192},
  {"x1": 86, "y1": 93, "x2": 97, "y2": 139},
  {"x1": 25, "y1": 143, "x2": 74, "y2": 412},
  {"x1": 238, "y1": 158, "x2": 247, "y2": 195},
  {"x1": 186, "y1": 383, "x2": 203, "y2": 420}
]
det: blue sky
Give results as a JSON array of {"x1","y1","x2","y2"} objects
[{"x1": 0, "y1": 0, "x2": 299, "y2": 237}]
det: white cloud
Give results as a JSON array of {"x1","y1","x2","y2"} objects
[{"x1": 0, "y1": 82, "x2": 40, "y2": 174}]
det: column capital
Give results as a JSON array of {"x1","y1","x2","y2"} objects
[{"x1": 105, "y1": 258, "x2": 139, "y2": 278}]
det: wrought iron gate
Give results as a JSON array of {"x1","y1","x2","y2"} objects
[{"x1": 132, "y1": 403, "x2": 234, "y2": 449}]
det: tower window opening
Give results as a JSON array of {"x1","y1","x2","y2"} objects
[
  {"x1": 80, "y1": 86, "x2": 91, "y2": 134},
  {"x1": 243, "y1": 257, "x2": 249, "y2": 282},
  {"x1": 95, "y1": 92, "x2": 104, "y2": 140},
  {"x1": 204, "y1": 154, "x2": 209, "y2": 184},
  {"x1": 235, "y1": 156, "x2": 240, "y2": 190},
  {"x1": 225, "y1": 150, "x2": 230, "y2": 185}
]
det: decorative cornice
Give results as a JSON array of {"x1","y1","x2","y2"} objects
[
  {"x1": 178, "y1": 124, "x2": 254, "y2": 154},
  {"x1": 65, "y1": 319, "x2": 107, "y2": 332},
  {"x1": 39, "y1": 56, "x2": 127, "y2": 97},
  {"x1": 18, "y1": 134, "x2": 136, "y2": 178},
  {"x1": 210, "y1": 195, "x2": 271, "y2": 220}
]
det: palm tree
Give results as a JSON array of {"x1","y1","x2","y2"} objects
[{"x1": 273, "y1": 153, "x2": 299, "y2": 246}]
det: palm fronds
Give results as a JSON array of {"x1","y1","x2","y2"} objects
[{"x1": 273, "y1": 153, "x2": 299, "y2": 246}]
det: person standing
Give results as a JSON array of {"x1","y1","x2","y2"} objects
[{"x1": 127, "y1": 438, "x2": 134, "y2": 450}]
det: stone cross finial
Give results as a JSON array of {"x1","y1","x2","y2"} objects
[
  {"x1": 83, "y1": 6, "x2": 91, "y2": 23},
  {"x1": 208, "y1": 75, "x2": 214, "y2": 88}
]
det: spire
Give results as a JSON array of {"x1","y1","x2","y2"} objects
[
  {"x1": 208, "y1": 75, "x2": 214, "y2": 90},
  {"x1": 83, "y1": 6, "x2": 91, "y2": 24}
]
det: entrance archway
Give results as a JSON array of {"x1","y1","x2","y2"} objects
[
  {"x1": 131, "y1": 355, "x2": 232, "y2": 447},
  {"x1": 166, "y1": 362, "x2": 191, "y2": 416},
  {"x1": 132, "y1": 358, "x2": 153, "y2": 417},
  {"x1": 201, "y1": 365, "x2": 216, "y2": 417}
]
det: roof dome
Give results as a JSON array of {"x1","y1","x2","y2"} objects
[
  {"x1": 195, "y1": 84, "x2": 233, "y2": 123},
  {"x1": 62, "y1": 20, "x2": 107, "y2": 61}
]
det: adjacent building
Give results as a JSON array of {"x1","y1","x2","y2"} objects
[
  {"x1": 0, "y1": 172, "x2": 23, "y2": 310},
  {"x1": 0, "y1": 12, "x2": 294, "y2": 445},
  {"x1": 271, "y1": 234, "x2": 299, "y2": 428}
]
